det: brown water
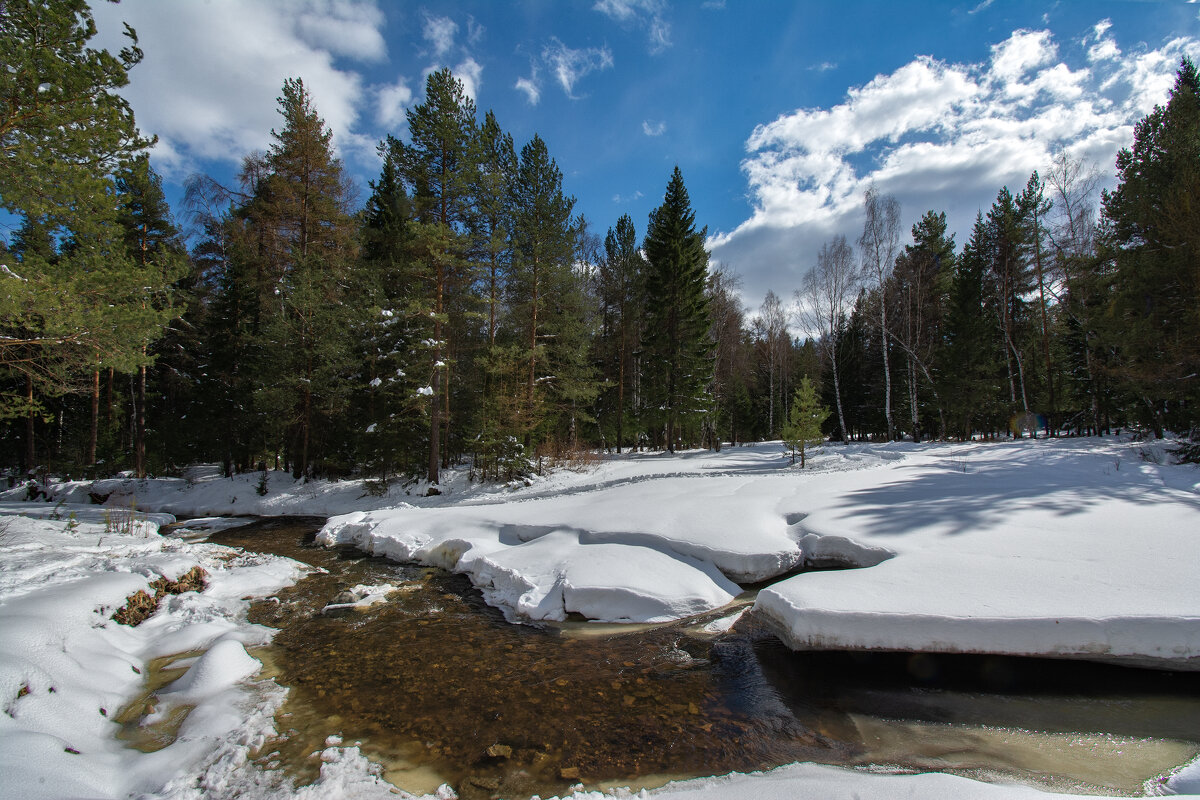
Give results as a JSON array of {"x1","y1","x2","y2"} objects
[{"x1": 200, "y1": 517, "x2": 1200, "y2": 800}]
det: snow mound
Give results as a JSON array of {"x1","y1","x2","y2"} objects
[{"x1": 163, "y1": 638, "x2": 261, "y2": 700}]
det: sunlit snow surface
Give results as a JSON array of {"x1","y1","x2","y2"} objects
[
  {"x1": 317, "y1": 438, "x2": 1200, "y2": 671},
  {"x1": 3, "y1": 436, "x2": 1200, "y2": 798}
]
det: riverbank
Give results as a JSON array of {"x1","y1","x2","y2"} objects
[{"x1": 2, "y1": 435, "x2": 1199, "y2": 797}]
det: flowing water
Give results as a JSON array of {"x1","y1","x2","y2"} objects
[{"x1": 184, "y1": 517, "x2": 1200, "y2": 799}]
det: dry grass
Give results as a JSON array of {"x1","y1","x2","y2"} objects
[{"x1": 113, "y1": 566, "x2": 209, "y2": 626}]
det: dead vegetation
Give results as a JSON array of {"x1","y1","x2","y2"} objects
[{"x1": 112, "y1": 566, "x2": 209, "y2": 626}]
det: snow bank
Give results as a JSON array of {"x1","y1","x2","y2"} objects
[
  {"x1": 319, "y1": 437, "x2": 1200, "y2": 672},
  {"x1": 758, "y1": 438, "x2": 1200, "y2": 670},
  {"x1": 563, "y1": 762, "x2": 1134, "y2": 800},
  {"x1": 0, "y1": 512, "x2": 304, "y2": 799}
]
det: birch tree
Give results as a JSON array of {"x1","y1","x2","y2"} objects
[
  {"x1": 797, "y1": 236, "x2": 857, "y2": 443},
  {"x1": 858, "y1": 187, "x2": 901, "y2": 439}
]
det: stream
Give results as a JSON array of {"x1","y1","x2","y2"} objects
[{"x1": 176, "y1": 516, "x2": 1200, "y2": 799}]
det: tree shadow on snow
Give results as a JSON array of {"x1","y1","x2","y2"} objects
[{"x1": 839, "y1": 447, "x2": 1200, "y2": 538}]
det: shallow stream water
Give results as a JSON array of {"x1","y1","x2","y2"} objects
[{"x1": 192, "y1": 517, "x2": 1200, "y2": 799}]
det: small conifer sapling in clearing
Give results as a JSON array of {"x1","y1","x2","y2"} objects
[{"x1": 782, "y1": 376, "x2": 830, "y2": 468}]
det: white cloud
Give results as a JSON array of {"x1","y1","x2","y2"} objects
[
  {"x1": 709, "y1": 24, "x2": 1200, "y2": 309},
  {"x1": 453, "y1": 57, "x2": 484, "y2": 102},
  {"x1": 376, "y1": 78, "x2": 413, "y2": 129},
  {"x1": 543, "y1": 38, "x2": 614, "y2": 98},
  {"x1": 810, "y1": 61, "x2": 837, "y2": 72},
  {"x1": 642, "y1": 120, "x2": 666, "y2": 136},
  {"x1": 612, "y1": 190, "x2": 644, "y2": 204},
  {"x1": 467, "y1": 16, "x2": 486, "y2": 46},
  {"x1": 422, "y1": 12, "x2": 458, "y2": 58},
  {"x1": 294, "y1": 0, "x2": 386, "y2": 61},
  {"x1": 593, "y1": 0, "x2": 671, "y2": 53},
  {"x1": 88, "y1": 0, "x2": 382, "y2": 177},
  {"x1": 515, "y1": 71, "x2": 541, "y2": 105},
  {"x1": 989, "y1": 29, "x2": 1056, "y2": 83}
]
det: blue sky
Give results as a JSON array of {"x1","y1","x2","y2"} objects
[{"x1": 81, "y1": 0, "x2": 1200, "y2": 312}]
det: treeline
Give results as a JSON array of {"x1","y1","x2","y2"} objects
[
  {"x1": 2, "y1": 2, "x2": 1197, "y2": 484},
  {"x1": 792, "y1": 59, "x2": 1199, "y2": 445}
]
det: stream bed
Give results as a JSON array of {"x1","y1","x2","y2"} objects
[{"x1": 192, "y1": 516, "x2": 1200, "y2": 800}]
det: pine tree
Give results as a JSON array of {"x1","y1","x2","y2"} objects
[
  {"x1": 506, "y1": 135, "x2": 580, "y2": 448},
  {"x1": 258, "y1": 78, "x2": 358, "y2": 478},
  {"x1": 1100, "y1": 58, "x2": 1200, "y2": 437},
  {"x1": 782, "y1": 376, "x2": 829, "y2": 467},
  {"x1": 892, "y1": 210, "x2": 954, "y2": 440},
  {"x1": 114, "y1": 156, "x2": 188, "y2": 476},
  {"x1": 391, "y1": 68, "x2": 480, "y2": 485},
  {"x1": 642, "y1": 167, "x2": 712, "y2": 451},
  {"x1": 1, "y1": 0, "x2": 166, "y2": 451},
  {"x1": 597, "y1": 214, "x2": 647, "y2": 452}
]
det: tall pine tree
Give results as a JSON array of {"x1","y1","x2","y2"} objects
[{"x1": 1100, "y1": 58, "x2": 1200, "y2": 437}]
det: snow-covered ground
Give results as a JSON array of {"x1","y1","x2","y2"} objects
[
  {"x1": 3, "y1": 435, "x2": 1199, "y2": 798},
  {"x1": 315, "y1": 437, "x2": 1200, "y2": 671}
]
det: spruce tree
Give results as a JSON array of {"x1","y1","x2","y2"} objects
[
  {"x1": 642, "y1": 167, "x2": 712, "y2": 451},
  {"x1": 782, "y1": 376, "x2": 829, "y2": 467},
  {"x1": 943, "y1": 215, "x2": 1002, "y2": 438},
  {"x1": 356, "y1": 154, "x2": 429, "y2": 479}
]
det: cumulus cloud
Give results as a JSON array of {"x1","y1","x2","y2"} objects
[
  {"x1": 453, "y1": 57, "x2": 484, "y2": 101},
  {"x1": 422, "y1": 12, "x2": 458, "y2": 58},
  {"x1": 88, "y1": 0, "x2": 384, "y2": 177},
  {"x1": 593, "y1": 0, "x2": 671, "y2": 54},
  {"x1": 708, "y1": 24, "x2": 1200, "y2": 309},
  {"x1": 376, "y1": 78, "x2": 413, "y2": 129},
  {"x1": 543, "y1": 38, "x2": 614, "y2": 98},
  {"x1": 642, "y1": 120, "x2": 666, "y2": 136}
]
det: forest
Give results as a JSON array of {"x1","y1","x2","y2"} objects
[{"x1": 3, "y1": 0, "x2": 1199, "y2": 485}]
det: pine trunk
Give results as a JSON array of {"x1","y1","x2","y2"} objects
[
  {"x1": 88, "y1": 356, "x2": 100, "y2": 469},
  {"x1": 135, "y1": 362, "x2": 146, "y2": 478},
  {"x1": 24, "y1": 375, "x2": 35, "y2": 473}
]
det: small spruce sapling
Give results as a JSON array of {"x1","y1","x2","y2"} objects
[{"x1": 782, "y1": 376, "x2": 830, "y2": 468}]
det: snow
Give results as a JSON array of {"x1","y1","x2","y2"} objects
[
  {"x1": 0, "y1": 513, "x2": 305, "y2": 800},
  {"x1": 2, "y1": 435, "x2": 1199, "y2": 798},
  {"x1": 755, "y1": 439, "x2": 1200, "y2": 669},
  {"x1": 315, "y1": 437, "x2": 1200, "y2": 670}
]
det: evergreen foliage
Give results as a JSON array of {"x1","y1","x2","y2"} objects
[
  {"x1": 2, "y1": 26, "x2": 1198, "y2": 476},
  {"x1": 1100, "y1": 58, "x2": 1200, "y2": 437},
  {"x1": 782, "y1": 376, "x2": 829, "y2": 467},
  {"x1": 642, "y1": 167, "x2": 713, "y2": 452}
]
